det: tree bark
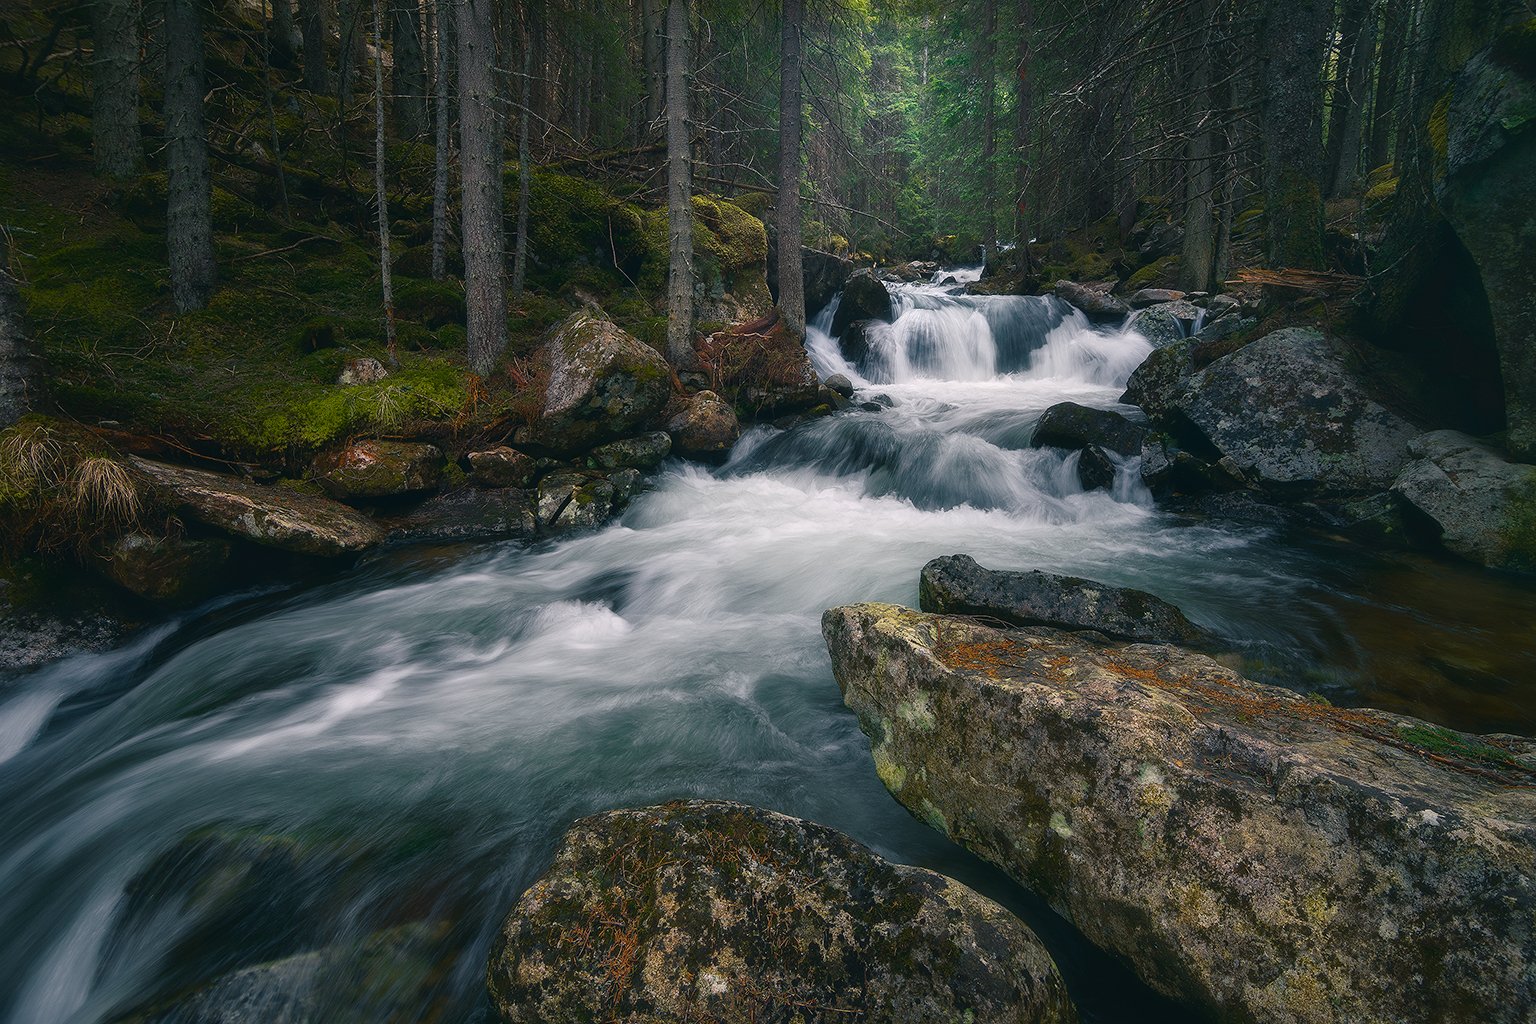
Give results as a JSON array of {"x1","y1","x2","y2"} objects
[
  {"x1": 1012, "y1": 0, "x2": 1032, "y2": 243},
  {"x1": 1324, "y1": 0, "x2": 1370, "y2": 197},
  {"x1": 372, "y1": 0, "x2": 396, "y2": 357},
  {"x1": 979, "y1": 0, "x2": 998, "y2": 252},
  {"x1": 456, "y1": 0, "x2": 505, "y2": 376},
  {"x1": 299, "y1": 0, "x2": 330, "y2": 93},
  {"x1": 269, "y1": 0, "x2": 296, "y2": 68},
  {"x1": 642, "y1": 0, "x2": 663, "y2": 127},
  {"x1": 1368, "y1": 0, "x2": 1406, "y2": 169},
  {"x1": 90, "y1": 0, "x2": 142, "y2": 179},
  {"x1": 1258, "y1": 0, "x2": 1328, "y2": 269},
  {"x1": 776, "y1": 0, "x2": 805, "y2": 336},
  {"x1": 511, "y1": 4, "x2": 534, "y2": 303},
  {"x1": 430, "y1": 0, "x2": 452, "y2": 281},
  {"x1": 164, "y1": 0, "x2": 215, "y2": 312},
  {"x1": 1179, "y1": 0, "x2": 1217, "y2": 291},
  {"x1": 392, "y1": 0, "x2": 427, "y2": 138},
  {"x1": 338, "y1": 0, "x2": 367, "y2": 108},
  {"x1": 664, "y1": 0, "x2": 693, "y2": 365}
]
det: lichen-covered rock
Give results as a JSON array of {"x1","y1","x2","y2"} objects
[
  {"x1": 919, "y1": 554, "x2": 1212, "y2": 646},
  {"x1": 487, "y1": 800, "x2": 1077, "y2": 1024},
  {"x1": 1158, "y1": 328, "x2": 1419, "y2": 495},
  {"x1": 313, "y1": 440, "x2": 443, "y2": 502},
  {"x1": 130, "y1": 458, "x2": 382, "y2": 557},
  {"x1": 524, "y1": 315, "x2": 672, "y2": 455},
  {"x1": 1052, "y1": 281, "x2": 1129, "y2": 324},
  {"x1": 830, "y1": 268, "x2": 893, "y2": 338},
  {"x1": 666, "y1": 390, "x2": 741, "y2": 462},
  {"x1": 1128, "y1": 288, "x2": 1185, "y2": 309},
  {"x1": 1120, "y1": 338, "x2": 1195, "y2": 418},
  {"x1": 824, "y1": 603, "x2": 1536, "y2": 1024},
  {"x1": 469, "y1": 446, "x2": 539, "y2": 488},
  {"x1": 1129, "y1": 300, "x2": 1200, "y2": 349},
  {"x1": 391, "y1": 487, "x2": 536, "y2": 541},
  {"x1": 337, "y1": 357, "x2": 389, "y2": 386},
  {"x1": 105, "y1": 533, "x2": 230, "y2": 602},
  {"x1": 1392, "y1": 430, "x2": 1536, "y2": 571},
  {"x1": 1437, "y1": 27, "x2": 1536, "y2": 460},
  {"x1": 536, "y1": 470, "x2": 618, "y2": 533},
  {"x1": 588, "y1": 432, "x2": 672, "y2": 471},
  {"x1": 1030, "y1": 402, "x2": 1146, "y2": 457}
]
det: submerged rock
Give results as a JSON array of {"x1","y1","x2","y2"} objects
[
  {"x1": 487, "y1": 800, "x2": 1077, "y2": 1024},
  {"x1": 1030, "y1": 402, "x2": 1146, "y2": 457},
  {"x1": 1052, "y1": 280, "x2": 1129, "y2": 324},
  {"x1": 523, "y1": 314, "x2": 671, "y2": 455},
  {"x1": 919, "y1": 554, "x2": 1211, "y2": 646},
  {"x1": 830, "y1": 268, "x2": 893, "y2": 338},
  {"x1": 313, "y1": 440, "x2": 443, "y2": 502},
  {"x1": 823, "y1": 373, "x2": 855, "y2": 399},
  {"x1": 131, "y1": 458, "x2": 382, "y2": 558},
  {"x1": 824, "y1": 602, "x2": 1536, "y2": 1024},
  {"x1": 666, "y1": 390, "x2": 741, "y2": 462},
  {"x1": 105, "y1": 533, "x2": 230, "y2": 603},
  {"x1": 1392, "y1": 430, "x2": 1536, "y2": 571},
  {"x1": 1075, "y1": 444, "x2": 1116, "y2": 492}
]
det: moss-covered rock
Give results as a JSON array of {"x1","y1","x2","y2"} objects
[
  {"x1": 312, "y1": 440, "x2": 443, "y2": 502},
  {"x1": 521, "y1": 314, "x2": 671, "y2": 456},
  {"x1": 487, "y1": 800, "x2": 1078, "y2": 1024},
  {"x1": 824, "y1": 603, "x2": 1536, "y2": 1024},
  {"x1": 665, "y1": 390, "x2": 740, "y2": 463},
  {"x1": 104, "y1": 533, "x2": 231, "y2": 603}
]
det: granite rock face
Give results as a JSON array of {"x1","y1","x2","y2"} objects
[
  {"x1": 524, "y1": 315, "x2": 671, "y2": 455},
  {"x1": 487, "y1": 800, "x2": 1078, "y2": 1024},
  {"x1": 1391, "y1": 429, "x2": 1536, "y2": 571},
  {"x1": 824, "y1": 603, "x2": 1536, "y2": 1024}
]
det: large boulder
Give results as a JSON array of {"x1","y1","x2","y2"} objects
[
  {"x1": 1142, "y1": 328, "x2": 1421, "y2": 495},
  {"x1": 824, "y1": 603, "x2": 1536, "y2": 1024},
  {"x1": 486, "y1": 800, "x2": 1077, "y2": 1024},
  {"x1": 1392, "y1": 430, "x2": 1536, "y2": 571},
  {"x1": 0, "y1": 268, "x2": 43, "y2": 427},
  {"x1": 1128, "y1": 288, "x2": 1185, "y2": 309},
  {"x1": 468, "y1": 446, "x2": 540, "y2": 488},
  {"x1": 803, "y1": 247, "x2": 854, "y2": 316},
  {"x1": 1120, "y1": 338, "x2": 1195, "y2": 419},
  {"x1": 587, "y1": 431, "x2": 671, "y2": 471},
  {"x1": 1030, "y1": 402, "x2": 1146, "y2": 457},
  {"x1": 522, "y1": 315, "x2": 671, "y2": 455},
  {"x1": 1052, "y1": 281, "x2": 1130, "y2": 324},
  {"x1": 130, "y1": 458, "x2": 383, "y2": 557},
  {"x1": 1437, "y1": 28, "x2": 1536, "y2": 460},
  {"x1": 830, "y1": 268, "x2": 893, "y2": 338},
  {"x1": 919, "y1": 554, "x2": 1212, "y2": 647},
  {"x1": 312, "y1": 440, "x2": 443, "y2": 502},
  {"x1": 666, "y1": 390, "x2": 741, "y2": 462}
]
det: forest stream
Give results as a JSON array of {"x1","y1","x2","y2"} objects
[{"x1": 2, "y1": 274, "x2": 1534, "y2": 1023}]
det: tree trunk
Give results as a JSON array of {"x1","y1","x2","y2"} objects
[
  {"x1": 1324, "y1": 0, "x2": 1369, "y2": 197},
  {"x1": 979, "y1": 0, "x2": 998, "y2": 253},
  {"x1": 1368, "y1": 0, "x2": 1406, "y2": 169},
  {"x1": 91, "y1": 0, "x2": 142, "y2": 179},
  {"x1": 1012, "y1": 0, "x2": 1032, "y2": 243},
  {"x1": 456, "y1": 0, "x2": 505, "y2": 376},
  {"x1": 664, "y1": 0, "x2": 693, "y2": 365},
  {"x1": 338, "y1": 0, "x2": 366, "y2": 109},
  {"x1": 372, "y1": 0, "x2": 396, "y2": 357},
  {"x1": 392, "y1": 0, "x2": 427, "y2": 138},
  {"x1": 1258, "y1": 0, "x2": 1328, "y2": 269},
  {"x1": 164, "y1": 0, "x2": 215, "y2": 311},
  {"x1": 430, "y1": 0, "x2": 452, "y2": 281},
  {"x1": 1179, "y1": 0, "x2": 1217, "y2": 291},
  {"x1": 0, "y1": 269, "x2": 44, "y2": 428},
  {"x1": 511, "y1": 4, "x2": 533, "y2": 303},
  {"x1": 270, "y1": 0, "x2": 296, "y2": 68},
  {"x1": 299, "y1": 0, "x2": 330, "y2": 93},
  {"x1": 776, "y1": 0, "x2": 805, "y2": 336}
]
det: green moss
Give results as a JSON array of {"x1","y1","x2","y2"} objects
[
  {"x1": 1499, "y1": 479, "x2": 1536, "y2": 569},
  {"x1": 1396, "y1": 724, "x2": 1527, "y2": 772},
  {"x1": 1125, "y1": 255, "x2": 1180, "y2": 292}
]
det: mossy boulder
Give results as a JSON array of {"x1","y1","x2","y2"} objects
[
  {"x1": 1129, "y1": 300, "x2": 1201, "y2": 349},
  {"x1": 587, "y1": 431, "x2": 671, "y2": 471},
  {"x1": 467, "y1": 446, "x2": 539, "y2": 488},
  {"x1": 1436, "y1": 23, "x2": 1536, "y2": 460},
  {"x1": 520, "y1": 314, "x2": 671, "y2": 456},
  {"x1": 1120, "y1": 254, "x2": 1181, "y2": 294},
  {"x1": 824, "y1": 602, "x2": 1536, "y2": 1024},
  {"x1": 535, "y1": 470, "x2": 620, "y2": 534},
  {"x1": 1391, "y1": 429, "x2": 1536, "y2": 571},
  {"x1": 1030, "y1": 402, "x2": 1146, "y2": 457},
  {"x1": 919, "y1": 554, "x2": 1213, "y2": 647},
  {"x1": 487, "y1": 800, "x2": 1078, "y2": 1024},
  {"x1": 312, "y1": 440, "x2": 443, "y2": 502}
]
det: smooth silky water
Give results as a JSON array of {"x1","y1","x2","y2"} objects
[{"x1": 2, "y1": 277, "x2": 1534, "y2": 1023}]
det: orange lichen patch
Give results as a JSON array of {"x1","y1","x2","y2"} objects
[{"x1": 932, "y1": 633, "x2": 1039, "y2": 679}]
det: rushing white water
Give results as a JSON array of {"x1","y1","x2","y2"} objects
[{"x1": 0, "y1": 278, "x2": 1348, "y2": 1023}]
